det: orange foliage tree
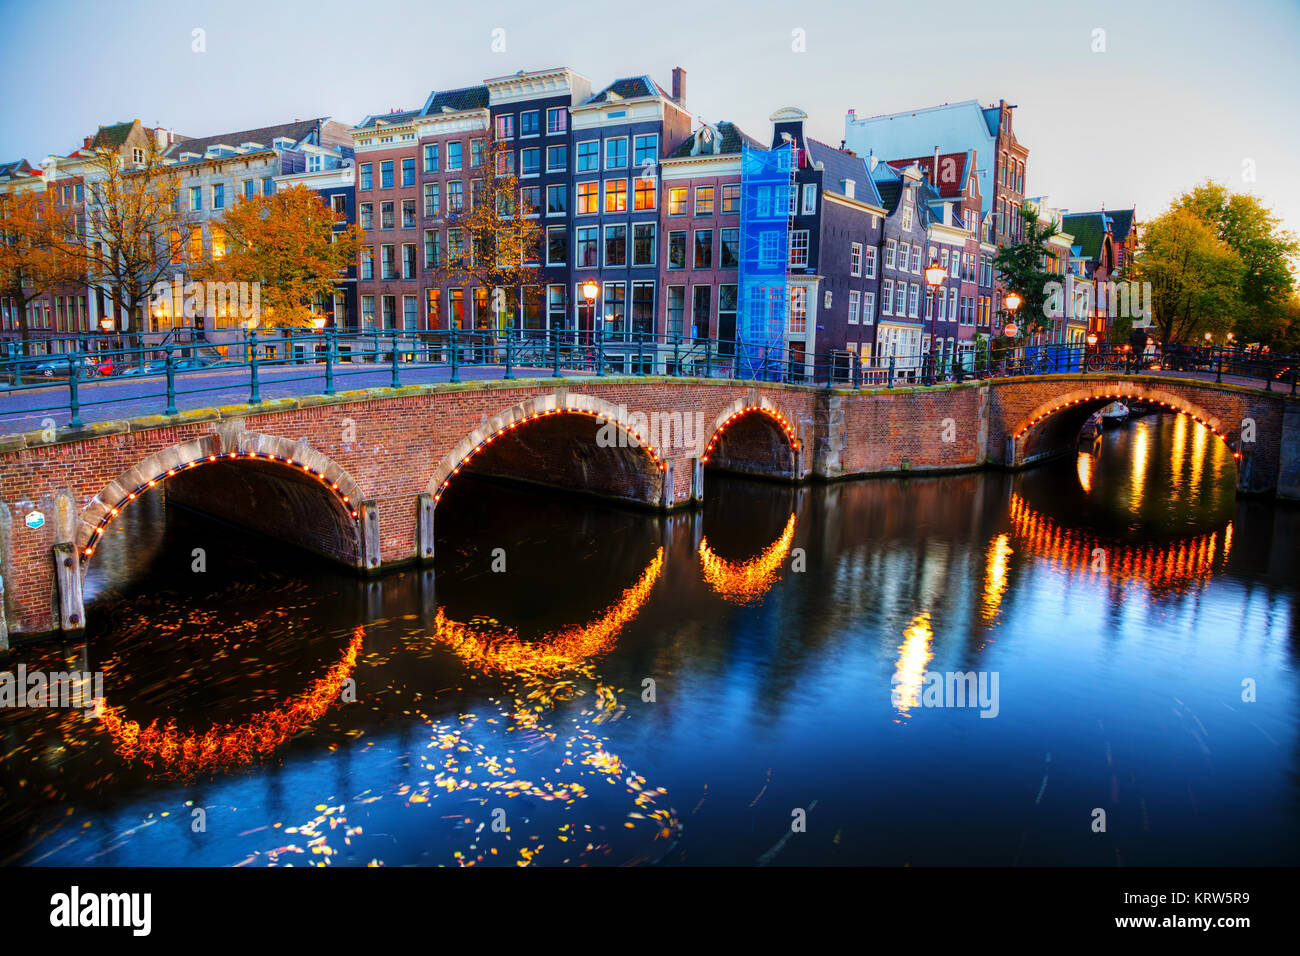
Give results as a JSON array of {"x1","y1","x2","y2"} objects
[{"x1": 0, "y1": 188, "x2": 78, "y2": 350}]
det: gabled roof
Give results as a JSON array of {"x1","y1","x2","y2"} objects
[
  {"x1": 806, "y1": 138, "x2": 882, "y2": 207},
  {"x1": 1060, "y1": 212, "x2": 1110, "y2": 261},
  {"x1": 869, "y1": 158, "x2": 904, "y2": 212},
  {"x1": 91, "y1": 120, "x2": 137, "y2": 149},
  {"x1": 668, "y1": 121, "x2": 764, "y2": 158},
  {"x1": 166, "y1": 118, "x2": 326, "y2": 159},
  {"x1": 584, "y1": 75, "x2": 669, "y2": 104},
  {"x1": 421, "y1": 85, "x2": 490, "y2": 115},
  {"x1": 0, "y1": 159, "x2": 33, "y2": 180},
  {"x1": 355, "y1": 109, "x2": 421, "y2": 130},
  {"x1": 1068, "y1": 207, "x2": 1135, "y2": 244}
]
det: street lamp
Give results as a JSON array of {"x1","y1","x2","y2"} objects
[
  {"x1": 924, "y1": 259, "x2": 946, "y2": 381},
  {"x1": 581, "y1": 280, "x2": 598, "y2": 343},
  {"x1": 312, "y1": 315, "x2": 327, "y2": 330},
  {"x1": 1086, "y1": 332, "x2": 1098, "y2": 347}
]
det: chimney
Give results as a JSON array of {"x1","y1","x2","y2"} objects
[
  {"x1": 671, "y1": 67, "x2": 686, "y2": 105},
  {"x1": 83, "y1": 136, "x2": 92, "y2": 149}
]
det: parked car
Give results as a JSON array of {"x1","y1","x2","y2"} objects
[
  {"x1": 32, "y1": 355, "x2": 103, "y2": 378},
  {"x1": 120, "y1": 361, "x2": 167, "y2": 376}
]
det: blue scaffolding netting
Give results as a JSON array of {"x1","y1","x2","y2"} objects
[{"x1": 737, "y1": 143, "x2": 792, "y2": 379}]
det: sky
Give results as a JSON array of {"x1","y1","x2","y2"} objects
[{"x1": 2, "y1": 0, "x2": 1298, "y2": 242}]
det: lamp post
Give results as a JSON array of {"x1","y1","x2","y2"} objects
[
  {"x1": 924, "y1": 259, "x2": 946, "y2": 381},
  {"x1": 581, "y1": 279, "x2": 598, "y2": 346}
]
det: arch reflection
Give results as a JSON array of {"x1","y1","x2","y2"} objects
[{"x1": 698, "y1": 513, "x2": 797, "y2": 605}]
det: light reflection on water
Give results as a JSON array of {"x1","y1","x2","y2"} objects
[{"x1": 1, "y1": 412, "x2": 1297, "y2": 866}]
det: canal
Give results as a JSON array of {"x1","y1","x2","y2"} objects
[{"x1": 1, "y1": 410, "x2": 1296, "y2": 866}]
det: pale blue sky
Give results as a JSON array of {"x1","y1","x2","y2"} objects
[{"x1": 3, "y1": 0, "x2": 1297, "y2": 240}]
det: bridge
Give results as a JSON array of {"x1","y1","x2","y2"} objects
[{"x1": 1, "y1": 366, "x2": 1296, "y2": 643}]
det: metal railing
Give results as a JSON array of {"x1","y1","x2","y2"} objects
[{"x1": 2, "y1": 330, "x2": 1295, "y2": 431}]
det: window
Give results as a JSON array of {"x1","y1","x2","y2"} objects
[
  {"x1": 850, "y1": 242, "x2": 863, "y2": 276},
  {"x1": 937, "y1": 287, "x2": 947, "y2": 320},
  {"x1": 633, "y1": 223, "x2": 656, "y2": 266},
  {"x1": 895, "y1": 282, "x2": 906, "y2": 315},
  {"x1": 801, "y1": 183, "x2": 817, "y2": 214},
  {"x1": 667, "y1": 286, "x2": 685, "y2": 338},
  {"x1": 520, "y1": 110, "x2": 540, "y2": 137},
  {"x1": 577, "y1": 140, "x2": 599, "y2": 172},
  {"x1": 381, "y1": 295, "x2": 396, "y2": 329},
  {"x1": 633, "y1": 134, "x2": 658, "y2": 167},
  {"x1": 547, "y1": 145, "x2": 567, "y2": 172},
  {"x1": 604, "y1": 179, "x2": 627, "y2": 213},
  {"x1": 721, "y1": 183, "x2": 740, "y2": 213},
  {"x1": 668, "y1": 231, "x2": 687, "y2": 270},
  {"x1": 402, "y1": 199, "x2": 416, "y2": 229},
  {"x1": 211, "y1": 226, "x2": 228, "y2": 258},
  {"x1": 913, "y1": 245, "x2": 923, "y2": 274},
  {"x1": 447, "y1": 228, "x2": 464, "y2": 265},
  {"x1": 694, "y1": 230, "x2": 713, "y2": 269},
  {"x1": 361, "y1": 294, "x2": 375, "y2": 326},
  {"x1": 788, "y1": 286, "x2": 807, "y2": 334},
  {"x1": 380, "y1": 161, "x2": 394, "y2": 189},
  {"x1": 447, "y1": 142, "x2": 463, "y2": 171},
  {"x1": 547, "y1": 108, "x2": 567, "y2": 134},
  {"x1": 495, "y1": 151, "x2": 513, "y2": 176},
  {"x1": 470, "y1": 139, "x2": 485, "y2": 169},
  {"x1": 577, "y1": 182, "x2": 598, "y2": 215},
  {"x1": 400, "y1": 157, "x2": 415, "y2": 187},
  {"x1": 633, "y1": 177, "x2": 656, "y2": 211},
  {"x1": 520, "y1": 148, "x2": 541, "y2": 176},
  {"x1": 402, "y1": 294, "x2": 418, "y2": 330},
  {"x1": 331, "y1": 194, "x2": 346, "y2": 215},
  {"x1": 189, "y1": 186, "x2": 202, "y2": 211},
  {"x1": 631, "y1": 281, "x2": 654, "y2": 335},
  {"x1": 604, "y1": 282, "x2": 626, "y2": 335},
  {"x1": 848, "y1": 290, "x2": 860, "y2": 324},
  {"x1": 720, "y1": 228, "x2": 739, "y2": 268},
  {"x1": 495, "y1": 114, "x2": 514, "y2": 140},
  {"x1": 360, "y1": 164, "x2": 373, "y2": 190},
  {"x1": 449, "y1": 289, "x2": 464, "y2": 329},
  {"x1": 424, "y1": 144, "x2": 439, "y2": 172},
  {"x1": 668, "y1": 187, "x2": 688, "y2": 215},
  {"x1": 604, "y1": 224, "x2": 627, "y2": 267},
  {"x1": 576, "y1": 226, "x2": 598, "y2": 267},
  {"x1": 863, "y1": 291, "x2": 875, "y2": 325},
  {"x1": 884, "y1": 239, "x2": 897, "y2": 269},
  {"x1": 360, "y1": 202, "x2": 374, "y2": 229},
  {"x1": 864, "y1": 246, "x2": 877, "y2": 278},
  {"x1": 380, "y1": 201, "x2": 394, "y2": 229},
  {"x1": 789, "y1": 230, "x2": 809, "y2": 268},
  {"x1": 692, "y1": 285, "x2": 711, "y2": 339},
  {"x1": 447, "y1": 181, "x2": 464, "y2": 212},
  {"x1": 882, "y1": 279, "x2": 893, "y2": 315},
  {"x1": 520, "y1": 185, "x2": 541, "y2": 215},
  {"x1": 212, "y1": 183, "x2": 225, "y2": 209},
  {"x1": 605, "y1": 137, "x2": 627, "y2": 169},
  {"x1": 908, "y1": 284, "x2": 920, "y2": 318},
  {"x1": 547, "y1": 226, "x2": 567, "y2": 265},
  {"x1": 360, "y1": 247, "x2": 374, "y2": 280},
  {"x1": 898, "y1": 242, "x2": 909, "y2": 273},
  {"x1": 381, "y1": 245, "x2": 396, "y2": 280},
  {"x1": 902, "y1": 205, "x2": 913, "y2": 230},
  {"x1": 694, "y1": 185, "x2": 714, "y2": 215},
  {"x1": 423, "y1": 184, "x2": 439, "y2": 217},
  {"x1": 546, "y1": 184, "x2": 567, "y2": 216},
  {"x1": 403, "y1": 243, "x2": 417, "y2": 279},
  {"x1": 243, "y1": 179, "x2": 255, "y2": 200},
  {"x1": 424, "y1": 229, "x2": 440, "y2": 267}
]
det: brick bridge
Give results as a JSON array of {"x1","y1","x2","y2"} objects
[{"x1": 2, "y1": 372, "x2": 1297, "y2": 642}]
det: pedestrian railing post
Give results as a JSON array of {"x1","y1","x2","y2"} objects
[
  {"x1": 449, "y1": 331, "x2": 460, "y2": 383},
  {"x1": 248, "y1": 329, "x2": 261, "y2": 404},
  {"x1": 553, "y1": 331, "x2": 561, "y2": 377},
  {"x1": 596, "y1": 328, "x2": 605, "y2": 377},
  {"x1": 672, "y1": 335, "x2": 680, "y2": 376},
  {"x1": 67, "y1": 357, "x2": 82, "y2": 428},
  {"x1": 390, "y1": 331, "x2": 401, "y2": 388},
  {"x1": 887, "y1": 355, "x2": 895, "y2": 388},
  {"x1": 505, "y1": 328, "x2": 515, "y2": 380},
  {"x1": 325, "y1": 330, "x2": 336, "y2": 395},
  {"x1": 704, "y1": 338, "x2": 713, "y2": 379},
  {"x1": 164, "y1": 344, "x2": 177, "y2": 415}
]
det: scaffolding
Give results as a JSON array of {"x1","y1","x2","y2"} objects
[{"x1": 737, "y1": 142, "x2": 794, "y2": 378}]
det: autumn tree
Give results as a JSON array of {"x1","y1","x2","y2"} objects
[
  {"x1": 193, "y1": 184, "x2": 364, "y2": 330},
  {"x1": 993, "y1": 203, "x2": 1062, "y2": 338},
  {"x1": 0, "y1": 188, "x2": 78, "y2": 351},
  {"x1": 426, "y1": 136, "x2": 542, "y2": 333},
  {"x1": 1127, "y1": 207, "x2": 1244, "y2": 346},
  {"x1": 48, "y1": 140, "x2": 196, "y2": 347}
]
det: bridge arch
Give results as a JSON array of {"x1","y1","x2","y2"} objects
[
  {"x1": 77, "y1": 432, "x2": 365, "y2": 569},
  {"x1": 1008, "y1": 381, "x2": 1240, "y2": 471},
  {"x1": 427, "y1": 392, "x2": 669, "y2": 508},
  {"x1": 701, "y1": 398, "x2": 801, "y2": 480}
]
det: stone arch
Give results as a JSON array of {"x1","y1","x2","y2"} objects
[
  {"x1": 427, "y1": 391, "x2": 668, "y2": 505},
  {"x1": 700, "y1": 396, "x2": 801, "y2": 480},
  {"x1": 1008, "y1": 380, "x2": 1239, "y2": 469},
  {"x1": 77, "y1": 430, "x2": 365, "y2": 567}
]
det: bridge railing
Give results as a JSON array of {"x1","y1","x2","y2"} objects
[{"x1": 1, "y1": 331, "x2": 1295, "y2": 432}]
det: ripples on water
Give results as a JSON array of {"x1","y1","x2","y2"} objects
[{"x1": 1, "y1": 412, "x2": 1296, "y2": 866}]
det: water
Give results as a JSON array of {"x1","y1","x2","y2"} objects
[{"x1": 2, "y1": 411, "x2": 1296, "y2": 866}]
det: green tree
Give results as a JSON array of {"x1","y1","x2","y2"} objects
[
  {"x1": 1173, "y1": 181, "x2": 1298, "y2": 346},
  {"x1": 1128, "y1": 207, "x2": 1244, "y2": 346},
  {"x1": 993, "y1": 203, "x2": 1061, "y2": 338}
]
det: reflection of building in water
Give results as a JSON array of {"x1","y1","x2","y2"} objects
[
  {"x1": 893, "y1": 612, "x2": 934, "y2": 717},
  {"x1": 431, "y1": 549, "x2": 664, "y2": 676},
  {"x1": 982, "y1": 533, "x2": 1015, "y2": 623},
  {"x1": 1008, "y1": 493, "x2": 1231, "y2": 591},
  {"x1": 101, "y1": 626, "x2": 364, "y2": 775},
  {"x1": 697, "y1": 514, "x2": 796, "y2": 605}
]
